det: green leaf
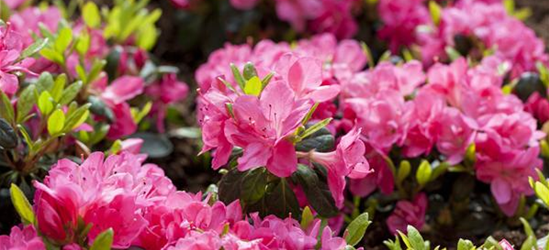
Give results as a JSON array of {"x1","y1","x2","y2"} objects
[
  {"x1": 534, "y1": 182, "x2": 549, "y2": 206},
  {"x1": 243, "y1": 62, "x2": 258, "y2": 80},
  {"x1": 230, "y1": 63, "x2": 246, "y2": 90},
  {"x1": 54, "y1": 27, "x2": 73, "y2": 52},
  {"x1": 241, "y1": 168, "x2": 268, "y2": 203},
  {"x1": 136, "y1": 23, "x2": 157, "y2": 50},
  {"x1": 521, "y1": 236, "x2": 536, "y2": 250},
  {"x1": 361, "y1": 42, "x2": 375, "y2": 69},
  {"x1": 344, "y1": 213, "x2": 371, "y2": 246},
  {"x1": 134, "y1": 102, "x2": 152, "y2": 124},
  {"x1": 83, "y1": 2, "x2": 101, "y2": 28},
  {"x1": 457, "y1": 239, "x2": 475, "y2": 250},
  {"x1": 429, "y1": 1, "x2": 442, "y2": 26},
  {"x1": 397, "y1": 160, "x2": 411, "y2": 184},
  {"x1": 10, "y1": 184, "x2": 35, "y2": 225},
  {"x1": 218, "y1": 168, "x2": 246, "y2": 204},
  {"x1": 48, "y1": 109, "x2": 65, "y2": 135},
  {"x1": 18, "y1": 125, "x2": 34, "y2": 152},
  {"x1": 406, "y1": 226, "x2": 427, "y2": 250},
  {"x1": 416, "y1": 160, "x2": 432, "y2": 187},
  {"x1": 298, "y1": 118, "x2": 332, "y2": 141},
  {"x1": 520, "y1": 218, "x2": 536, "y2": 239},
  {"x1": 59, "y1": 81, "x2": 83, "y2": 105},
  {"x1": 263, "y1": 178, "x2": 301, "y2": 219},
  {"x1": 20, "y1": 38, "x2": 49, "y2": 59},
  {"x1": 64, "y1": 104, "x2": 91, "y2": 131},
  {"x1": 38, "y1": 91, "x2": 54, "y2": 116},
  {"x1": 16, "y1": 85, "x2": 37, "y2": 123},
  {"x1": 0, "y1": 118, "x2": 18, "y2": 149},
  {"x1": 295, "y1": 126, "x2": 335, "y2": 153},
  {"x1": 40, "y1": 48, "x2": 64, "y2": 64},
  {"x1": 244, "y1": 76, "x2": 262, "y2": 96},
  {"x1": 0, "y1": 91, "x2": 15, "y2": 124},
  {"x1": 301, "y1": 206, "x2": 314, "y2": 230},
  {"x1": 51, "y1": 74, "x2": 67, "y2": 102},
  {"x1": 90, "y1": 228, "x2": 114, "y2": 250},
  {"x1": 301, "y1": 103, "x2": 319, "y2": 126},
  {"x1": 75, "y1": 31, "x2": 91, "y2": 56},
  {"x1": 292, "y1": 164, "x2": 339, "y2": 218}
]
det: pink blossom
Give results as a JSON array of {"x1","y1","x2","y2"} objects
[
  {"x1": 309, "y1": 127, "x2": 371, "y2": 207},
  {"x1": 102, "y1": 76, "x2": 144, "y2": 105},
  {"x1": 9, "y1": 7, "x2": 62, "y2": 47},
  {"x1": 436, "y1": 107, "x2": 477, "y2": 164},
  {"x1": 106, "y1": 102, "x2": 138, "y2": 140},
  {"x1": 274, "y1": 54, "x2": 340, "y2": 102},
  {"x1": 475, "y1": 132, "x2": 543, "y2": 216},
  {"x1": 275, "y1": 0, "x2": 324, "y2": 32},
  {"x1": 499, "y1": 239, "x2": 515, "y2": 250},
  {"x1": 146, "y1": 73, "x2": 189, "y2": 131},
  {"x1": 309, "y1": 0, "x2": 358, "y2": 39},
  {"x1": 349, "y1": 151, "x2": 394, "y2": 197},
  {"x1": 166, "y1": 231, "x2": 222, "y2": 250},
  {"x1": 3, "y1": 0, "x2": 27, "y2": 9},
  {"x1": 224, "y1": 80, "x2": 313, "y2": 177},
  {"x1": 0, "y1": 225, "x2": 45, "y2": 250},
  {"x1": 386, "y1": 193, "x2": 428, "y2": 235},
  {"x1": 0, "y1": 25, "x2": 35, "y2": 95},
  {"x1": 524, "y1": 93, "x2": 549, "y2": 124},
  {"x1": 120, "y1": 138, "x2": 144, "y2": 154},
  {"x1": 378, "y1": 0, "x2": 429, "y2": 52}
]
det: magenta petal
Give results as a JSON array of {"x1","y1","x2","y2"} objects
[{"x1": 267, "y1": 140, "x2": 297, "y2": 177}]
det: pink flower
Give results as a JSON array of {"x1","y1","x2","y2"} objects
[
  {"x1": 102, "y1": 76, "x2": 144, "y2": 105},
  {"x1": 386, "y1": 193, "x2": 428, "y2": 235},
  {"x1": 9, "y1": 7, "x2": 62, "y2": 47},
  {"x1": 224, "y1": 80, "x2": 313, "y2": 177},
  {"x1": 350, "y1": 150, "x2": 395, "y2": 197},
  {"x1": 475, "y1": 132, "x2": 543, "y2": 216},
  {"x1": 0, "y1": 25, "x2": 35, "y2": 95},
  {"x1": 309, "y1": 0, "x2": 358, "y2": 39},
  {"x1": 499, "y1": 239, "x2": 515, "y2": 250},
  {"x1": 344, "y1": 90, "x2": 406, "y2": 153},
  {"x1": 120, "y1": 138, "x2": 144, "y2": 154},
  {"x1": 274, "y1": 54, "x2": 340, "y2": 102},
  {"x1": 0, "y1": 225, "x2": 45, "y2": 250},
  {"x1": 3, "y1": 0, "x2": 27, "y2": 9},
  {"x1": 275, "y1": 0, "x2": 324, "y2": 32},
  {"x1": 146, "y1": 73, "x2": 189, "y2": 132},
  {"x1": 106, "y1": 102, "x2": 138, "y2": 140},
  {"x1": 524, "y1": 93, "x2": 549, "y2": 124},
  {"x1": 378, "y1": 0, "x2": 429, "y2": 52},
  {"x1": 436, "y1": 107, "x2": 477, "y2": 164},
  {"x1": 166, "y1": 231, "x2": 222, "y2": 250},
  {"x1": 309, "y1": 127, "x2": 371, "y2": 207}
]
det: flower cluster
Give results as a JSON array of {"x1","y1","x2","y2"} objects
[
  {"x1": 198, "y1": 38, "x2": 371, "y2": 207},
  {"x1": 378, "y1": 0, "x2": 549, "y2": 77},
  {"x1": 9, "y1": 152, "x2": 351, "y2": 249}
]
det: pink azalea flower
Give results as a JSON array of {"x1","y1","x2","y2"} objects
[
  {"x1": 309, "y1": 126, "x2": 371, "y2": 207},
  {"x1": 225, "y1": 80, "x2": 313, "y2": 177},
  {"x1": 377, "y1": 0, "x2": 429, "y2": 52},
  {"x1": 349, "y1": 150, "x2": 395, "y2": 197},
  {"x1": 0, "y1": 25, "x2": 35, "y2": 95},
  {"x1": 524, "y1": 93, "x2": 549, "y2": 124},
  {"x1": 275, "y1": 0, "x2": 324, "y2": 32},
  {"x1": 436, "y1": 107, "x2": 477, "y2": 164},
  {"x1": 120, "y1": 138, "x2": 144, "y2": 154},
  {"x1": 274, "y1": 54, "x2": 340, "y2": 102},
  {"x1": 309, "y1": 0, "x2": 358, "y2": 39},
  {"x1": 106, "y1": 102, "x2": 138, "y2": 140},
  {"x1": 146, "y1": 73, "x2": 189, "y2": 132},
  {"x1": 475, "y1": 132, "x2": 543, "y2": 216},
  {"x1": 0, "y1": 225, "x2": 45, "y2": 250},
  {"x1": 166, "y1": 231, "x2": 222, "y2": 250},
  {"x1": 3, "y1": 0, "x2": 27, "y2": 9},
  {"x1": 499, "y1": 239, "x2": 515, "y2": 250},
  {"x1": 102, "y1": 76, "x2": 144, "y2": 105},
  {"x1": 9, "y1": 7, "x2": 62, "y2": 47},
  {"x1": 386, "y1": 193, "x2": 428, "y2": 235}
]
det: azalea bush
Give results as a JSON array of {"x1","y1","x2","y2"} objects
[{"x1": 0, "y1": 0, "x2": 548, "y2": 249}]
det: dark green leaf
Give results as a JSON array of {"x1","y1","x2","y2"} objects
[
  {"x1": 129, "y1": 132, "x2": 173, "y2": 158},
  {"x1": 0, "y1": 118, "x2": 17, "y2": 149},
  {"x1": 292, "y1": 164, "x2": 338, "y2": 217},
  {"x1": 20, "y1": 38, "x2": 49, "y2": 59},
  {"x1": 263, "y1": 178, "x2": 300, "y2": 218},
  {"x1": 0, "y1": 91, "x2": 14, "y2": 124},
  {"x1": 218, "y1": 168, "x2": 246, "y2": 204},
  {"x1": 59, "y1": 81, "x2": 83, "y2": 105},
  {"x1": 243, "y1": 62, "x2": 258, "y2": 80},
  {"x1": 295, "y1": 127, "x2": 334, "y2": 153},
  {"x1": 241, "y1": 168, "x2": 267, "y2": 203}
]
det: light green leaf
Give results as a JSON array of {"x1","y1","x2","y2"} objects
[
  {"x1": 416, "y1": 160, "x2": 432, "y2": 187},
  {"x1": 10, "y1": 184, "x2": 35, "y2": 225},
  {"x1": 54, "y1": 27, "x2": 73, "y2": 52},
  {"x1": 38, "y1": 91, "x2": 54, "y2": 115},
  {"x1": 90, "y1": 228, "x2": 114, "y2": 250},
  {"x1": 534, "y1": 182, "x2": 549, "y2": 206},
  {"x1": 244, "y1": 76, "x2": 262, "y2": 96},
  {"x1": 298, "y1": 118, "x2": 332, "y2": 141},
  {"x1": 0, "y1": 91, "x2": 15, "y2": 124},
  {"x1": 51, "y1": 74, "x2": 67, "y2": 102},
  {"x1": 230, "y1": 63, "x2": 246, "y2": 90},
  {"x1": 59, "y1": 81, "x2": 83, "y2": 105},
  {"x1": 48, "y1": 109, "x2": 65, "y2": 135},
  {"x1": 83, "y1": 2, "x2": 101, "y2": 28},
  {"x1": 397, "y1": 160, "x2": 411, "y2": 184},
  {"x1": 344, "y1": 213, "x2": 371, "y2": 246},
  {"x1": 457, "y1": 239, "x2": 475, "y2": 250},
  {"x1": 301, "y1": 206, "x2": 314, "y2": 230},
  {"x1": 20, "y1": 38, "x2": 49, "y2": 59},
  {"x1": 429, "y1": 1, "x2": 442, "y2": 26}
]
